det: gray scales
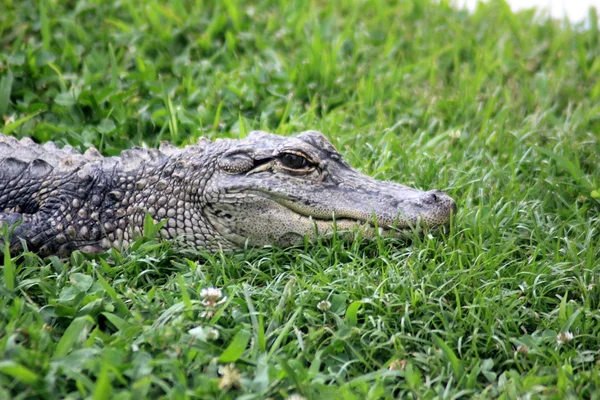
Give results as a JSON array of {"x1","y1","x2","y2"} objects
[{"x1": 0, "y1": 131, "x2": 456, "y2": 257}]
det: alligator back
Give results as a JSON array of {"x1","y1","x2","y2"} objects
[
  {"x1": 1, "y1": 136, "x2": 90, "y2": 211},
  {"x1": 0, "y1": 133, "x2": 187, "y2": 256},
  {"x1": 0, "y1": 134, "x2": 182, "y2": 212}
]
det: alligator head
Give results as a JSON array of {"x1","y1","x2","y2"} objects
[{"x1": 202, "y1": 130, "x2": 456, "y2": 247}]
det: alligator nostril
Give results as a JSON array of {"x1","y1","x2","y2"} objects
[
  {"x1": 421, "y1": 190, "x2": 440, "y2": 204},
  {"x1": 429, "y1": 192, "x2": 438, "y2": 202}
]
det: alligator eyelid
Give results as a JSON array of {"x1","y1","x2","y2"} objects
[
  {"x1": 246, "y1": 159, "x2": 275, "y2": 175},
  {"x1": 280, "y1": 149, "x2": 307, "y2": 156},
  {"x1": 279, "y1": 150, "x2": 314, "y2": 162},
  {"x1": 278, "y1": 151, "x2": 319, "y2": 172}
]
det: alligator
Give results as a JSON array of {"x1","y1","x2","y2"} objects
[{"x1": 0, "y1": 131, "x2": 456, "y2": 257}]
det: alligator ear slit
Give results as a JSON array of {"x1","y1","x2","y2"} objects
[{"x1": 218, "y1": 151, "x2": 255, "y2": 174}]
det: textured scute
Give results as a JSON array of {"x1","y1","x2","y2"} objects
[
  {"x1": 0, "y1": 133, "x2": 183, "y2": 175},
  {"x1": 1, "y1": 134, "x2": 83, "y2": 172},
  {"x1": 0, "y1": 157, "x2": 29, "y2": 178},
  {"x1": 118, "y1": 147, "x2": 168, "y2": 171}
]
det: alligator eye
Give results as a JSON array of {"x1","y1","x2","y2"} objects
[{"x1": 279, "y1": 153, "x2": 310, "y2": 169}]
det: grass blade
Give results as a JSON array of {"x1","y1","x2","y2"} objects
[
  {"x1": 434, "y1": 336, "x2": 463, "y2": 379},
  {"x1": 96, "y1": 271, "x2": 131, "y2": 318},
  {"x1": 52, "y1": 316, "x2": 94, "y2": 359},
  {"x1": 219, "y1": 328, "x2": 251, "y2": 363},
  {"x1": 3, "y1": 111, "x2": 42, "y2": 135},
  {"x1": 534, "y1": 145, "x2": 593, "y2": 192},
  {"x1": 0, "y1": 69, "x2": 13, "y2": 117},
  {"x1": 92, "y1": 362, "x2": 112, "y2": 400},
  {"x1": 1, "y1": 224, "x2": 14, "y2": 290},
  {"x1": 0, "y1": 361, "x2": 39, "y2": 385},
  {"x1": 345, "y1": 301, "x2": 362, "y2": 327}
]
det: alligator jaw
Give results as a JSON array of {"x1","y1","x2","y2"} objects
[
  {"x1": 275, "y1": 191, "x2": 456, "y2": 232},
  {"x1": 205, "y1": 182, "x2": 456, "y2": 248},
  {"x1": 274, "y1": 189, "x2": 455, "y2": 239},
  {"x1": 288, "y1": 215, "x2": 415, "y2": 240}
]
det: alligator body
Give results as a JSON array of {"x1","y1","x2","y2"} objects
[{"x1": 0, "y1": 131, "x2": 456, "y2": 257}]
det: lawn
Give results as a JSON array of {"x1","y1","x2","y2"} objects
[{"x1": 1, "y1": 0, "x2": 599, "y2": 398}]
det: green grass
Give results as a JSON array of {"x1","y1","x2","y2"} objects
[{"x1": 1, "y1": 0, "x2": 600, "y2": 398}]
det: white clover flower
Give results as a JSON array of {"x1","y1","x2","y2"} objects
[
  {"x1": 317, "y1": 300, "x2": 331, "y2": 312},
  {"x1": 188, "y1": 325, "x2": 220, "y2": 340},
  {"x1": 201, "y1": 287, "x2": 223, "y2": 300},
  {"x1": 205, "y1": 328, "x2": 220, "y2": 340},
  {"x1": 188, "y1": 326, "x2": 205, "y2": 338},
  {"x1": 286, "y1": 394, "x2": 307, "y2": 400},
  {"x1": 201, "y1": 287, "x2": 227, "y2": 307},
  {"x1": 3, "y1": 114, "x2": 16, "y2": 125},
  {"x1": 556, "y1": 331, "x2": 574, "y2": 345},
  {"x1": 449, "y1": 130, "x2": 461, "y2": 139},
  {"x1": 515, "y1": 345, "x2": 529, "y2": 354},
  {"x1": 388, "y1": 359, "x2": 407, "y2": 371},
  {"x1": 218, "y1": 364, "x2": 242, "y2": 390}
]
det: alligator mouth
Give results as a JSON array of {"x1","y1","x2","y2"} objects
[
  {"x1": 269, "y1": 203, "x2": 423, "y2": 240},
  {"x1": 272, "y1": 197, "x2": 428, "y2": 235},
  {"x1": 224, "y1": 189, "x2": 452, "y2": 247},
  {"x1": 248, "y1": 188, "x2": 448, "y2": 228},
  {"x1": 301, "y1": 215, "x2": 422, "y2": 238},
  {"x1": 269, "y1": 188, "x2": 455, "y2": 235}
]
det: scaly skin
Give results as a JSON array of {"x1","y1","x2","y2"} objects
[{"x1": 0, "y1": 131, "x2": 456, "y2": 257}]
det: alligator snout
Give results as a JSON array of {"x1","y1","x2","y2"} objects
[
  {"x1": 420, "y1": 190, "x2": 457, "y2": 212},
  {"x1": 400, "y1": 189, "x2": 456, "y2": 229}
]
